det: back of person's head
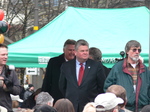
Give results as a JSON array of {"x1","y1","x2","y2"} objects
[
  {"x1": 36, "y1": 92, "x2": 54, "y2": 106},
  {"x1": 34, "y1": 104, "x2": 57, "y2": 112},
  {"x1": 54, "y1": 98, "x2": 75, "y2": 112},
  {"x1": 106, "y1": 85, "x2": 127, "y2": 108},
  {"x1": 89, "y1": 47, "x2": 102, "y2": 62},
  {"x1": 94, "y1": 93, "x2": 124, "y2": 112},
  {"x1": 141, "y1": 105, "x2": 150, "y2": 112},
  {"x1": 63, "y1": 39, "x2": 76, "y2": 48},
  {"x1": 82, "y1": 102, "x2": 96, "y2": 112}
]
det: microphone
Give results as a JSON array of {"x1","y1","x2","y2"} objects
[
  {"x1": 120, "y1": 51, "x2": 125, "y2": 58},
  {"x1": 115, "y1": 51, "x2": 125, "y2": 62}
]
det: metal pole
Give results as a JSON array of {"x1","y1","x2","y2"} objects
[
  {"x1": 34, "y1": 0, "x2": 39, "y2": 31},
  {"x1": 32, "y1": 0, "x2": 40, "y2": 89},
  {"x1": 148, "y1": 2, "x2": 150, "y2": 70}
]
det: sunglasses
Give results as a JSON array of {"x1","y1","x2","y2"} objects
[{"x1": 130, "y1": 48, "x2": 141, "y2": 53}]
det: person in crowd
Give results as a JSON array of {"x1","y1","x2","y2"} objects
[
  {"x1": 82, "y1": 102, "x2": 96, "y2": 112},
  {"x1": 42, "y1": 39, "x2": 76, "y2": 103},
  {"x1": 106, "y1": 85, "x2": 130, "y2": 112},
  {"x1": 21, "y1": 88, "x2": 41, "y2": 109},
  {"x1": 104, "y1": 40, "x2": 150, "y2": 112},
  {"x1": 54, "y1": 98, "x2": 75, "y2": 112},
  {"x1": 0, "y1": 44, "x2": 21, "y2": 112},
  {"x1": 19, "y1": 84, "x2": 25, "y2": 99},
  {"x1": 24, "y1": 84, "x2": 35, "y2": 100},
  {"x1": 34, "y1": 104, "x2": 57, "y2": 112},
  {"x1": 59, "y1": 39, "x2": 106, "y2": 112},
  {"x1": 33, "y1": 92, "x2": 54, "y2": 110},
  {"x1": 94, "y1": 92, "x2": 124, "y2": 112},
  {"x1": 89, "y1": 47, "x2": 111, "y2": 77},
  {"x1": 141, "y1": 105, "x2": 150, "y2": 112},
  {"x1": 10, "y1": 94, "x2": 23, "y2": 108},
  {"x1": 19, "y1": 84, "x2": 25, "y2": 107}
]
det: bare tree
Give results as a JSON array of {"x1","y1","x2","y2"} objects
[
  {"x1": 0, "y1": 0, "x2": 149, "y2": 44},
  {"x1": 2, "y1": 0, "x2": 34, "y2": 42}
]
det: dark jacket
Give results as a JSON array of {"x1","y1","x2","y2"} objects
[
  {"x1": 23, "y1": 88, "x2": 34, "y2": 100},
  {"x1": 21, "y1": 88, "x2": 41, "y2": 109},
  {"x1": 0, "y1": 66, "x2": 21, "y2": 112},
  {"x1": 42, "y1": 54, "x2": 65, "y2": 103},
  {"x1": 59, "y1": 58, "x2": 106, "y2": 112},
  {"x1": 104, "y1": 59, "x2": 150, "y2": 111},
  {"x1": 102, "y1": 65, "x2": 111, "y2": 77}
]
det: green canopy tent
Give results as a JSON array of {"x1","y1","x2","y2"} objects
[{"x1": 7, "y1": 6, "x2": 149, "y2": 68}]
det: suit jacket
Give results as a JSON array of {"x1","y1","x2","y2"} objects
[
  {"x1": 42, "y1": 54, "x2": 65, "y2": 103},
  {"x1": 102, "y1": 65, "x2": 111, "y2": 77},
  {"x1": 59, "y1": 58, "x2": 106, "y2": 112}
]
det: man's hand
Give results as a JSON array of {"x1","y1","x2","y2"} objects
[
  {"x1": 0, "y1": 76, "x2": 4, "y2": 88},
  {"x1": 0, "y1": 76, "x2": 11, "y2": 90},
  {"x1": 0, "y1": 76, "x2": 4, "y2": 80}
]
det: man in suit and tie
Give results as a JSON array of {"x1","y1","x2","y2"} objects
[
  {"x1": 59, "y1": 39, "x2": 106, "y2": 112},
  {"x1": 41, "y1": 39, "x2": 76, "y2": 103}
]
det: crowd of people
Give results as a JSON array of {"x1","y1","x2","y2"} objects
[{"x1": 0, "y1": 39, "x2": 149, "y2": 112}]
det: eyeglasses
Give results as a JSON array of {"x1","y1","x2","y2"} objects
[{"x1": 130, "y1": 48, "x2": 141, "y2": 53}]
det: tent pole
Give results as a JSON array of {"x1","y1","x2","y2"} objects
[
  {"x1": 149, "y1": 19, "x2": 150, "y2": 70},
  {"x1": 33, "y1": 0, "x2": 39, "y2": 31},
  {"x1": 149, "y1": 28, "x2": 150, "y2": 70}
]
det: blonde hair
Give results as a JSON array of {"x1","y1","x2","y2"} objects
[{"x1": 82, "y1": 102, "x2": 96, "y2": 112}]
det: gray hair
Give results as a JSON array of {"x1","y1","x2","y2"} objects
[
  {"x1": 125, "y1": 40, "x2": 141, "y2": 53},
  {"x1": 89, "y1": 47, "x2": 102, "y2": 62},
  {"x1": 36, "y1": 92, "x2": 54, "y2": 105},
  {"x1": 75, "y1": 39, "x2": 89, "y2": 50},
  {"x1": 63, "y1": 39, "x2": 76, "y2": 48}
]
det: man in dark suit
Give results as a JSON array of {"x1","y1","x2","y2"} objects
[
  {"x1": 41, "y1": 39, "x2": 76, "y2": 103},
  {"x1": 89, "y1": 47, "x2": 111, "y2": 77},
  {"x1": 59, "y1": 39, "x2": 106, "y2": 112}
]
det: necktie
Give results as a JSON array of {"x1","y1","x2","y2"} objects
[{"x1": 78, "y1": 63, "x2": 84, "y2": 86}]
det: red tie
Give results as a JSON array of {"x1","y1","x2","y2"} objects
[{"x1": 78, "y1": 63, "x2": 84, "y2": 86}]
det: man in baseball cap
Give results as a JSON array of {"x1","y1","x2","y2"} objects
[{"x1": 94, "y1": 92, "x2": 124, "y2": 112}]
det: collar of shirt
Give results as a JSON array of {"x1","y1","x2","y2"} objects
[
  {"x1": 65, "y1": 58, "x2": 68, "y2": 61},
  {"x1": 76, "y1": 59, "x2": 86, "y2": 67}
]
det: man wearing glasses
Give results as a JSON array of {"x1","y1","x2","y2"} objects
[{"x1": 104, "y1": 40, "x2": 150, "y2": 112}]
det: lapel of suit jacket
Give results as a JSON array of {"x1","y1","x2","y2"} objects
[
  {"x1": 70, "y1": 59, "x2": 78, "y2": 86},
  {"x1": 80, "y1": 59, "x2": 91, "y2": 86}
]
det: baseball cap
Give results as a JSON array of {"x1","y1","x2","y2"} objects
[
  {"x1": 10, "y1": 94, "x2": 23, "y2": 102},
  {"x1": 94, "y1": 92, "x2": 124, "y2": 111},
  {"x1": 0, "y1": 106, "x2": 7, "y2": 112}
]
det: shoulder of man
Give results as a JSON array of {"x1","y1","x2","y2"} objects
[
  {"x1": 49, "y1": 54, "x2": 65, "y2": 62},
  {"x1": 61, "y1": 58, "x2": 75, "y2": 66},
  {"x1": 87, "y1": 58, "x2": 102, "y2": 66},
  {"x1": 111, "y1": 59, "x2": 124, "y2": 69}
]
